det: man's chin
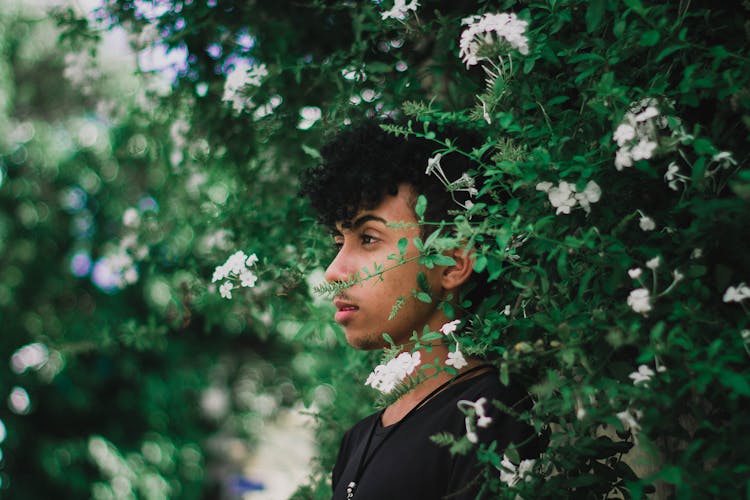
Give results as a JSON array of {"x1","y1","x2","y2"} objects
[{"x1": 345, "y1": 331, "x2": 387, "y2": 351}]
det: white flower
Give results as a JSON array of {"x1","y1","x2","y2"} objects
[
  {"x1": 297, "y1": 106, "x2": 322, "y2": 130},
  {"x1": 381, "y1": 0, "x2": 419, "y2": 20},
  {"x1": 474, "y1": 397, "x2": 492, "y2": 428},
  {"x1": 246, "y1": 253, "x2": 259, "y2": 266},
  {"x1": 10, "y1": 343, "x2": 50, "y2": 374},
  {"x1": 723, "y1": 283, "x2": 750, "y2": 303},
  {"x1": 440, "y1": 319, "x2": 461, "y2": 336},
  {"x1": 122, "y1": 208, "x2": 140, "y2": 227},
  {"x1": 219, "y1": 282, "x2": 234, "y2": 299},
  {"x1": 547, "y1": 181, "x2": 577, "y2": 215},
  {"x1": 239, "y1": 270, "x2": 258, "y2": 288},
  {"x1": 690, "y1": 248, "x2": 703, "y2": 259},
  {"x1": 446, "y1": 346, "x2": 468, "y2": 369},
  {"x1": 426, "y1": 153, "x2": 442, "y2": 175},
  {"x1": 502, "y1": 304, "x2": 511, "y2": 315},
  {"x1": 535, "y1": 181, "x2": 553, "y2": 192},
  {"x1": 222, "y1": 61, "x2": 268, "y2": 112},
  {"x1": 672, "y1": 269, "x2": 684, "y2": 283},
  {"x1": 615, "y1": 147, "x2": 634, "y2": 170},
  {"x1": 664, "y1": 162, "x2": 683, "y2": 190},
  {"x1": 629, "y1": 364, "x2": 655, "y2": 385},
  {"x1": 630, "y1": 139, "x2": 657, "y2": 161},
  {"x1": 459, "y1": 12, "x2": 529, "y2": 68},
  {"x1": 627, "y1": 288, "x2": 652, "y2": 314},
  {"x1": 712, "y1": 151, "x2": 736, "y2": 167},
  {"x1": 212, "y1": 250, "x2": 261, "y2": 298},
  {"x1": 665, "y1": 162, "x2": 680, "y2": 181},
  {"x1": 499, "y1": 454, "x2": 535, "y2": 486},
  {"x1": 616, "y1": 409, "x2": 643, "y2": 435},
  {"x1": 613, "y1": 123, "x2": 636, "y2": 146},
  {"x1": 639, "y1": 215, "x2": 656, "y2": 231},
  {"x1": 574, "y1": 180, "x2": 602, "y2": 213},
  {"x1": 458, "y1": 397, "x2": 493, "y2": 444},
  {"x1": 646, "y1": 256, "x2": 660, "y2": 270},
  {"x1": 365, "y1": 351, "x2": 421, "y2": 394},
  {"x1": 628, "y1": 268, "x2": 642, "y2": 279},
  {"x1": 634, "y1": 106, "x2": 659, "y2": 122}
]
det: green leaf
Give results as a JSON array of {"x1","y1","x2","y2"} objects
[
  {"x1": 623, "y1": 0, "x2": 645, "y2": 14},
  {"x1": 432, "y1": 254, "x2": 457, "y2": 266},
  {"x1": 585, "y1": 0, "x2": 607, "y2": 33},
  {"x1": 640, "y1": 30, "x2": 660, "y2": 47},
  {"x1": 397, "y1": 237, "x2": 408, "y2": 257},
  {"x1": 474, "y1": 255, "x2": 488, "y2": 273},
  {"x1": 381, "y1": 333, "x2": 396, "y2": 347},
  {"x1": 421, "y1": 331, "x2": 443, "y2": 342},
  {"x1": 301, "y1": 144, "x2": 321, "y2": 160},
  {"x1": 655, "y1": 44, "x2": 686, "y2": 63},
  {"x1": 506, "y1": 198, "x2": 520, "y2": 215},
  {"x1": 416, "y1": 292, "x2": 432, "y2": 303},
  {"x1": 719, "y1": 371, "x2": 750, "y2": 397},
  {"x1": 415, "y1": 195, "x2": 427, "y2": 219}
]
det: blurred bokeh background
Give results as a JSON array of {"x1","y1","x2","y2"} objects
[{"x1": 0, "y1": 0, "x2": 372, "y2": 497}]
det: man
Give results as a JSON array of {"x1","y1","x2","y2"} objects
[{"x1": 302, "y1": 120, "x2": 543, "y2": 499}]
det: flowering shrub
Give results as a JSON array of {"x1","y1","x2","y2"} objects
[{"x1": 5, "y1": 0, "x2": 747, "y2": 498}]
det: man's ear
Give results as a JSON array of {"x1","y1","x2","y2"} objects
[{"x1": 440, "y1": 246, "x2": 475, "y2": 292}]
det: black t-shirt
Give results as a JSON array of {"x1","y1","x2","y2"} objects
[{"x1": 331, "y1": 372, "x2": 543, "y2": 499}]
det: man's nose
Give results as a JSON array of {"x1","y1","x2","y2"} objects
[{"x1": 324, "y1": 248, "x2": 351, "y2": 283}]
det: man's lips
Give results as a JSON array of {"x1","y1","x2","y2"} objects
[{"x1": 333, "y1": 298, "x2": 359, "y2": 323}]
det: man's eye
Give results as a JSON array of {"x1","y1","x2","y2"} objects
[
  {"x1": 332, "y1": 241, "x2": 344, "y2": 250},
  {"x1": 361, "y1": 234, "x2": 377, "y2": 245}
]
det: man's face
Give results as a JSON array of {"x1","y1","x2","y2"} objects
[{"x1": 324, "y1": 184, "x2": 445, "y2": 350}]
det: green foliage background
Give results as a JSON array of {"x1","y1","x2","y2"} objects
[{"x1": 0, "y1": 0, "x2": 748, "y2": 498}]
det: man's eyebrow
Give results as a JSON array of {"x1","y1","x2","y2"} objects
[
  {"x1": 349, "y1": 214, "x2": 387, "y2": 229},
  {"x1": 333, "y1": 214, "x2": 388, "y2": 233}
]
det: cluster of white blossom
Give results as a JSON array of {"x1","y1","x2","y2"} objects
[
  {"x1": 426, "y1": 154, "x2": 478, "y2": 210},
  {"x1": 63, "y1": 51, "x2": 101, "y2": 96},
  {"x1": 297, "y1": 106, "x2": 322, "y2": 130},
  {"x1": 364, "y1": 351, "x2": 421, "y2": 394},
  {"x1": 10, "y1": 343, "x2": 49, "y2": 374},
  {"x1": 499, "y1": 454, "x2": 536, "y2": 487},
  {"x1": 94, "y1": 207, "x2": 150, "y2": 290},
  {"x1": 536, "y1": 180, "x2": 601, "y2": 215},
  {"x1": 169, "y1": 119, "x2": 190, "y2": 167},
  {"x1": 626, "y1": 288, "x2": 652, "y2": 314},
  {"x1": 222, "y1": 60, "x2": 268, "y2": 112},
  {"x1": 440, "y1": 320, "x2": 468, "y2": 369},
  {"x1": 663, "y1": 161, "x2": 689, "y2": 191},
  {"x1": 459, "y1": 12, "x2": 529, "y2": 67},
  {"x1": 457, "y1": 397, "x2": 493, "y2": 443},
  {"x1": 380, "y1": 0, "x2": 419, "y2": 20},
  {"x1": 723, "y1": 282, "x2": 750, "y2": 303},
  {"x1": 212, "y1": 250, "x2": 259, "y2": 299},
  {"x1": 626, "y1": 257, "x2": 685, "y2": 315},
  {"x1": 107, "y1": 253, "x2": 139, "y2": 286},
  {"x1": 612, "y1": 98, "x2": 666, "y2": 171},
  {"x1": 629, "y1": 363, "x2": 666, "y2": 385},
  {"x1": 94, "y1": 227, "x2": 146, "y2": 291},
  {"x1": 638, "y1": 211, "x2": 656, "y2": 231},
  {"x1": 616, "y1": 408, "x2": 643, "y2": 441}
]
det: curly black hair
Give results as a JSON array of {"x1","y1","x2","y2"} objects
[{"x1": 300, "y1": 119, "x2": 482, "y2": 233}]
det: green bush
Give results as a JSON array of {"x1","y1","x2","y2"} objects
[{"x1": 1, "y1": 0, "x2": 747, "y2": 498}]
